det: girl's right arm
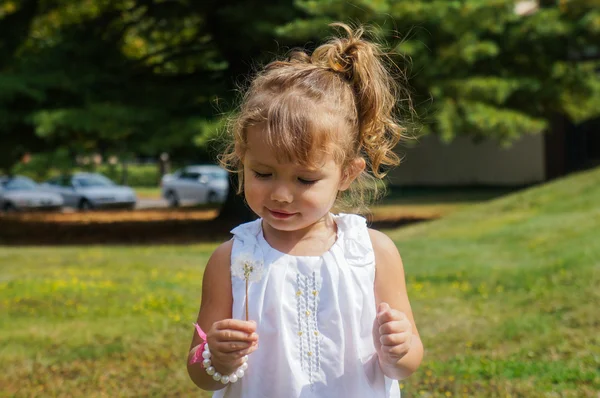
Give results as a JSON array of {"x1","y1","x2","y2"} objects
[{"x1": 187, "y1": 240, "x2": 259, "y2": 391}]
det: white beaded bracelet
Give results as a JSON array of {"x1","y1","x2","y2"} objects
[{"x1": 201, "y1": 343, "x2": 249, "y2": 384}]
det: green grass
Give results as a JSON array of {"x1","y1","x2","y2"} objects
[
  {"x1": 134, "y1": 187, "x2": 162, "y2": 199},
  {"x1": 386, "y1": 167, "x2": 600, "y2": 397},
  {"x1": 0, "y1": 245, "x2": 215, "y2": 397},
  {"x1": 372, "y1": 186, "x2": 516, "y2": 220},
  {"x1": 1, "y1": 168, "x2": 600, "y2": 397}
]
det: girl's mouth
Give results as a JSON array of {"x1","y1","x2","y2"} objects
[{"x1": 269, "y1": 209, "x2": 296, "y2": 219}]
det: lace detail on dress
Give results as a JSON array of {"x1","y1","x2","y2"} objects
[{"x1": 295, "y1": 271, "x2": 321, "y2": 386}]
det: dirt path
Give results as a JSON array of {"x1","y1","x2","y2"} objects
[{"x1": 0, "y1": 209, "x2": 433, "y2": 245}]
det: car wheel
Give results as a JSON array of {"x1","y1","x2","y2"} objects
[
  {"x1": 166, "y1": 191, "x2": 179, "y2": 207},
  {"x1": 78, "y1": 198, "x2": 93, "y2": 211},
  {"x1": 3, "y1": 202, "x2": 17, "y2": 212},
  {"x1": 207, "y1": 191, "x2": 218, "y2": 204}
]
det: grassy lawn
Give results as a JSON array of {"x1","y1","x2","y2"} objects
[
  {"x1": 134, "y1": 187, "x2": 162, "y2": 200},
  {"x1": 371, "y1": 186, "x2": 517, "y2": 220},
  {"x1": 2, "y1": 168, "x2": 599, "y2": 397}
]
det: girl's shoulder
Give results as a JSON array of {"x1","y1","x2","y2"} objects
[
  {"x1": 367, "y1": 228, "x2": 400, "y2": 256},
  {"x1": 204, "y1": 239, "x2": 234, "y2": 277},
  {"x1": 368, "y1": 228, "x2": 405, "y2": 278}
]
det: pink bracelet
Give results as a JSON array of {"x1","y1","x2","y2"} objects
[
  {"x1": 189, "y1": 323, "x2": 207, "y2": 365},
  {"x1": 189, "y1": 322, "x2": 248, "y2": 384}
]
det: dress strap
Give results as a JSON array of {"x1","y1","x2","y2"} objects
[
  {"x1": 229, "y1": 218, "x2": 266, "y2": 275},
  {"x1": 334, "y1": 213, "x2": 375, "y2": 267}
]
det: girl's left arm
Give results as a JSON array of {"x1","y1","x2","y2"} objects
[{"x1": 369, "y1": 229, "x2": 424, "y2": 380}]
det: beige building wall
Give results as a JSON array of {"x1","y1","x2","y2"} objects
[{"x1": 387, "y1": 133, "x2": 546, "y2": 186}]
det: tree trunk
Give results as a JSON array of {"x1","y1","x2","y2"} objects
[
  {"x1": 121, "y1": 159, "x2": 129, "y2": 185},
  {"x1": 216, "y1": 173, "x2": 257, "y2": 224}
]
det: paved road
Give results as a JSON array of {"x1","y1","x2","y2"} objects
[
  {"x1": 56, "y1": 198, "x2": 167, "y2": 212},
  {"x1": 136, "y1": 198, "x2": 168, "y2": 209}
]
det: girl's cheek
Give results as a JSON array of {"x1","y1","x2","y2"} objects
[{"x1": 245, "y1": 178, "x2": 266, "y2": 198}]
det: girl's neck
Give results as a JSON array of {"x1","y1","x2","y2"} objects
[{"x1": 261, "y1": 213, "x2": 338, "y2": 256}]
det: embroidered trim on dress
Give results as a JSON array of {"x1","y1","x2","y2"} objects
[{"x1": 296, "y1": 271, "x2": 321, "y2": 385}]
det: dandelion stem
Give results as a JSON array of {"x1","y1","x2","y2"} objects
[{"x1": 245, "y1": 279, "x2": 249, "y2": 321}]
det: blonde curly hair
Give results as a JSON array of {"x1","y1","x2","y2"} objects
[{"x1": 219, "y1": 23, "x2": 409, "y2": 213}]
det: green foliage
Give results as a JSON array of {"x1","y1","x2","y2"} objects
[
  {"x1": 281, "y1": 0, "x2": 600, "y2": 143},
  {"x1": 0, "y1": 0, "x2": 599, "y2": 171},
  {"x1": 10, "y1": 148, "x2": 73, "y2": 179},
  {"x1": 98, "y1": 163, "x2": 159, "y2": 187},
  {"x1": 12, "y1": 151, "x2": 161, "y2": 187}
]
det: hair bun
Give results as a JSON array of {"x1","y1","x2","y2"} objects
[
  {"x1": 327, "y1": 43, "x2": 355, "y2": 77},
  {"x1": 312, "y1": 23, "x2": 405, "y2": 178},
  {"x1": 314, "y1": 24, "x2": 363, "y2": 81}
]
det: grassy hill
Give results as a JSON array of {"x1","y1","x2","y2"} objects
[
  {"x1": 1, "y1": 167, "x2": 599, "y2": 397},
  {"x1": 389, "y1": 166, "x2": 600, "y2": 396}
]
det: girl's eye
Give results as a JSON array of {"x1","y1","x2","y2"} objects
[
  {"x1": 253, "y1": 171, "x2": 271, "y2": 179},
  {"x1": 298, "y1": 177, "x2": 318, "y2": 185}
]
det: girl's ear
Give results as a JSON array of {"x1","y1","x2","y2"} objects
[{"x1": 339, "y1": 157, "x2": 366, "y2": 191}]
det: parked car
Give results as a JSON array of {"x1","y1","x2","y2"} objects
[
  {"x1": 161, "y1": 165, "x2": 229, "y2": 207},
  {"x1": 42, "y1": 172, "x2": 137, "y2": 210},
  {"x1": 0, "y1": 175, "x2": 64, "y2": 212}
]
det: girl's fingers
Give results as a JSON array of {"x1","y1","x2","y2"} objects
[
  {"x1": 214, "y1": 339, "x2": 254, "y2": 353},
  {"x1": 215, "y1": 329, "x2": 258, "y2": 344},
  {"x1": 378, "y1": 319, "x2": 412, "y2": 336},
  {"x1": 382, "y1": 339, "x2": 412, "y2": 357},
  {"x1": 211, "y1": 342, "x2": 258, "y2": 369},
  {"x1": 215, "y1": 319, "x2": 256, "y2": 334},
  {"x1": 377, "y1": 305, "x2": 407, "y2": 325},
  {"x1": 219, "y1": 342, "x2": 258, "y2": 358},
  {"x1": 204, "y1": 319, "x2": 259, "y2": 373},
  {"x1": 379, "y1": 331, "x2": 410, "y2": 346}
]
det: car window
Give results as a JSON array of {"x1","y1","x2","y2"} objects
[
  {"x1": 74, "y1": 175, "x2": 115, "y2": 187},
  {"x1": 180, "y1": 171, "x2": 201, "y2": 180},
  {"x1": 57, "y1": 176, "x2": 73, "y2": 187},
  {"x1": 206, "y1": 171, "x2": 228, "y2": 180},
  {"x1": 2, "y1": 177, "x2": 38, "y2": 191}
]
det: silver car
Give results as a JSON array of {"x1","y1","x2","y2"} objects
[
  {"x1": 161, "y1": 165, "x2": 229, "y2": 207},
  {"x1": 0, "y1": 176, "x2": 64, "y2": 212},
  {"x1": 43, "y1": 172, "x2": 137, "y2": 210}
]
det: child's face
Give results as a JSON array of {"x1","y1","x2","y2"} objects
[{"x1": 243, "y1": 125, "x2": 352, "y2": 232}]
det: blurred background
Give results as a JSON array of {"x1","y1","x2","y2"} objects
[{"x1": 1, "y1": 0, "x2": 599, "y2": 397}]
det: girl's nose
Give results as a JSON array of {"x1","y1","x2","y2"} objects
[{"x1": 270, "y1": 182, "x2": 293, "y2": 203}]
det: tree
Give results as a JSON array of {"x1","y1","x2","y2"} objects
[
  {"x1": 277, "y1": 0, "x2": 600, "y2": 144},
  {"x1": 0, "y1": 0, "x2": 302, "y2": 221},
  {"x1": 2, "y1": 0, "x2": 598, "y2": 223}
]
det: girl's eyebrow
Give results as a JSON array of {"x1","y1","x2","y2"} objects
[
  {"x1": 249, "y1": 159, "x2": 323, "y2": 173},
  {"x1": 248, "y1": 160, "x2": 272, "y2": 168},
  {"x1": 298, "y1": 168, "x2": 322, "y2": 175}
]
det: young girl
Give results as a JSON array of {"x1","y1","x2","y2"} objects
[{"x1": 187, "y1": 23, "x2": 423, "y2": 397}]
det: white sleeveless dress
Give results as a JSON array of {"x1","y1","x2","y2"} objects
[{"x1": 213, "y1": 213, "x2": 401, "y2": 398}]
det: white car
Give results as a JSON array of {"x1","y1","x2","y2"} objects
[
  {"x1": 0, "y1": 176, "x2": 64, "y2": 212},
  {"x1": 161, "y1": 165, "x2": 229, "y2": 207},
  {"x1": 43, "y1": 172, "x2": 137, "y2": 210}
]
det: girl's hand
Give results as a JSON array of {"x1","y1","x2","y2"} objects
[
  {"x1": 376, "y1": 302, "x2": 413, "y2": 366},
  {"x1": 206, "y1": 319, "x2": 259, "y2": 375}
]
